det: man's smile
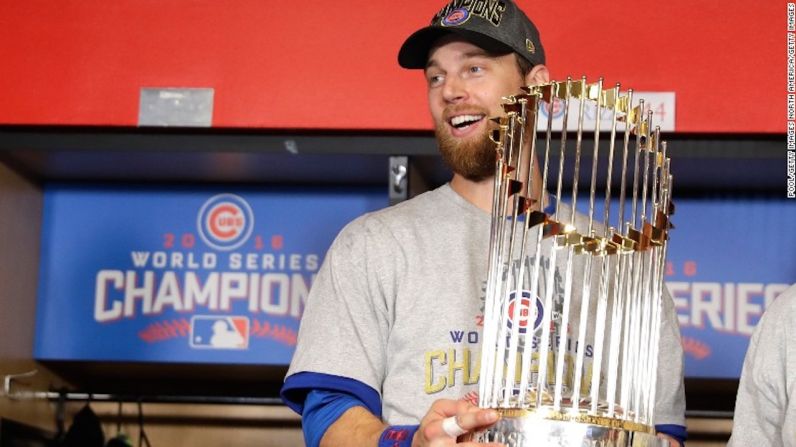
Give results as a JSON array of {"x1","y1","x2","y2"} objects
[{"x1": 446, "y1": 112, "x2": 487, "y2": 137}]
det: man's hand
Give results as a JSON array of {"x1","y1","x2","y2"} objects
[
  {"x1": 657, "y1": 433, "x2": 682, "y2": 446},
  {"x1": 412, "y1": 398, "x2": 503, "y2": 447},
  {"x1": 319, "y1": 397, "x2": 503, "y2": 447}
]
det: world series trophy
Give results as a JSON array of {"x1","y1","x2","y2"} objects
[{"x1": 472, "y1": 77, "x2": 674, "y2": 447}]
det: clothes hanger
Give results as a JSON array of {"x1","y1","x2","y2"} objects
[
  {"x1": 105, "y1": 400, "x2": 132, "y2": 447},
  {"x1": 54, "y1": 389, "x2": 66, "y2": 444},
  {"x1": 137, "y1": 400, "x2": 152, "y2": 447},
  {"x1": 61, "y1": 393, "x2": 104, "y2": 447}
]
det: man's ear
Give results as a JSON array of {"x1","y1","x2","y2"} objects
[{"x1": 525, "y1": 64, "x2": 550, "y2": 86}]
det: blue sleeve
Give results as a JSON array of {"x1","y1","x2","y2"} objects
[
  {"x1": 280, "y1": 371, "x2": 382, "y2": 417},
  {"x1": 303, "y1": 389, "x2": 366, "y2": 447},
  {"x1": 655, "y1": 424, "x2": 687, "y2": 447}
]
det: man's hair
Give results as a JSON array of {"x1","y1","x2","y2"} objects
[{"x1": 515, "y1": 53, "x2": 534, "y2": 78}]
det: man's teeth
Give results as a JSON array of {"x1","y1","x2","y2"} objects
[{"x1": 450, "y1": 114, "x2": 484, "y2": 127}]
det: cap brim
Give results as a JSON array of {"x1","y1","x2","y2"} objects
[{"x1": 398, "y1": 26, "x2": 515, "y2": 69}]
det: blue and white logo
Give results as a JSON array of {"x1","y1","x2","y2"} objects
[
  {"x1": 441, "y1": 8, "x2": 470, "y2": 26},
  {"x1": 197, "y1": 194, "x2": 255, "y2": 251},
  {"x1": 190, "y1": 315, "x2": 250, "y2": 350},
  {"x1": 506, "y1": 290, "x2": 544, "y2": 334}
]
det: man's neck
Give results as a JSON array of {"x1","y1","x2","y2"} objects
[
  {"x1": 449, "y1": 174, "x2": 495, "y2": 213},
  {"x1": 449, "y1": 170, "x2": 548, "y2": 215}
]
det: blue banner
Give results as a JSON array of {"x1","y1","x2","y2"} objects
[
  {"x1": 35, "y1": 186, "x2": 795, "y2": 377},
  {"x1": 34, "y1": 185, "x2": 387, "y2": 365},
  {"x1": 662, "y1": 197, "x2": 795, "y2": 378},
  {"x1": 574, "y1": 195, "x2": 795, "y2": 378}
]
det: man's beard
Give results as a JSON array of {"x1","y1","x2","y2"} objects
[{"x1": 435, "y1": 120, "x2": 496, "y2": 182}]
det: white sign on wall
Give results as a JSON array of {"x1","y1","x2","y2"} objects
[{"x1": 535, "y1": 92, "x2": 676, "y2": 132}]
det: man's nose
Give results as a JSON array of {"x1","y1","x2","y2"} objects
[{"x1": 442, "y1": 75, "x2": 467, "y2": 103}]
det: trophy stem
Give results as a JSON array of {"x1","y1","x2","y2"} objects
[{"x1": 551, "y1": 78, "x2": 572, "y2": 411}]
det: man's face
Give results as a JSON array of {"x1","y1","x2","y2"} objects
[{"x1": 425, "y1": 36, "x2": 527, "y2": 182}]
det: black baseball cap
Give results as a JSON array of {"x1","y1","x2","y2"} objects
[{"x1": 398, "y1": 0, "x2": 546, "y2": 69}]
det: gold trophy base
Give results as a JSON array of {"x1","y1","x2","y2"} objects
[{"x1": 469, "y1": 408, "x2": 670, "y2": 447}]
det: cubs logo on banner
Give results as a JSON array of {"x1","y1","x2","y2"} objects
[
  {"x1": 34, "y1": 185, "x2": 386, "y2": 365},
  {"x1": 197, "y1": 194, "x2": 254, "y2": 251}
]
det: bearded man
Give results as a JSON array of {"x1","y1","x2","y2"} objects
[{"x1": 281, "y1": 1, "x2": 687, "y2": 446}]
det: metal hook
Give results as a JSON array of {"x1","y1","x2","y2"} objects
[
  {"x1": 388, "y1": 156, "x2": 409, "y2": 205},
  {"x1": 3, "y1": 369, "x2": 39, "y2": 400},
  {"x1": 391, "y1": 164, "x2": 407, "y2": 192},
  {"x1": 2, "y1": 370, "x2": 99, "y2": 401}
]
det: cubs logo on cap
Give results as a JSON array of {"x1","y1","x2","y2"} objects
[
  {"x1": 197, "y1": 193, "x2": 255, "y2": 251},
  {"x1": 398, "y1": 0, "x2": 546, "y2": 70},
  {"x1": 441, "y1": 7, "x2": 470, "y2": 26}
]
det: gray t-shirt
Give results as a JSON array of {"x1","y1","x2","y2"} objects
[
  {"x1": 286, "y1": 184, "x2": 685, "y2": 427},
  {"x1": 729, "y1": 284, "x2": 796, "y2": 447}
]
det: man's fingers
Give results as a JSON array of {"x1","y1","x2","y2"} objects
[
  {"x1": 454, "y1": 408, "x2": 500, "y2": 430},
  {"x1": 430, "y1": 408, "x2": 499, "y2": 438},
  {"x1": 421, "y1": 398, "x2": 503, "y2": 443},
  {"x1": 441, "y1": 416, "x2": 468, "y2": 437},
  {"x1": 429, "y1": 398, "x2": 467, "y2": 417}
]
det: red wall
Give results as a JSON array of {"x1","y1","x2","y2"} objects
[{"x1": 0, "y1": 1, "x2": 782, "y2": 133}]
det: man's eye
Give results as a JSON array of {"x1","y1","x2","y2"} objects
[
  {"x1": 428, "y1": 75, "x2": 444, "y2": 85},
  {"x1": 469, "y1": 66, "x2": 484, "y2": 74}
]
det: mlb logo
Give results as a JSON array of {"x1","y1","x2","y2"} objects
[{"x1": 190, "y1": 316, "x2": 250, "y2": 350}]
